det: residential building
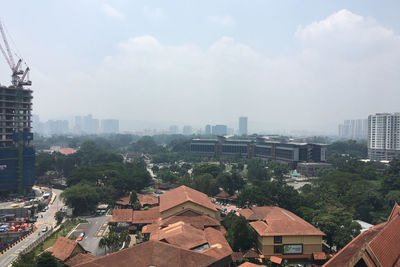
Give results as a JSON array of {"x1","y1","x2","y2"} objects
[
  {"x1": 101, "y1": 119, "x2": 119, "y2": 134},
  {"x1": 191, "y1": 136, "x2": 327, "y2": 166},
  {"x1": 338, "y1": 119, "x2": 368, "y2": 140},
  {"x1": 239, "y1": 206, "x2": 325, "y2": 261},
  {"x1": 47, "y1": 236, "x2": 88, "y2": 263},
  {"x1": 182, "y1": 125, "x2": 193, "y2": 135},
  {"x1": 323, "y1": 203, "x2": 400, "y2": 267},
  {"x1": 239, "y1": 117, "x2": 248, "y2": 136},
  {"x1": 0, "y1": 85, "x2": 35, "y2": 191},
  {"x1": 45, "y1": 120, "x2": 69, "y2": 135},
  {"x1": 169, "y1": 125, "x2": 179, "y2": 134},
  {"x1": 74, "y1": 116, "x2": 83, "y2": 134},
  {"x1": 368, "y1": 113, "x2": 400, "y2": 161},
  {"x1": 212, "y1": 125, "x2": 227, "y2": 136},
  {"x1": 82, "y1": 114, "x2": 99, "y2": 134}
]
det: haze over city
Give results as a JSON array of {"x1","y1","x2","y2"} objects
[{"x1": 1, "y1": 1, "x2": 400, "y2": 134}]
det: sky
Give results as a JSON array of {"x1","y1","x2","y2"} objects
[{"x1": 1, "y1": 1, "x2": 400, "y2": 134}]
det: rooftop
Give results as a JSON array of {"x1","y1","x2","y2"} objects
[
  {"x1": 159, "y1": 185, "x2": 217, "y2": 213},
  {"x1": 47, "y1": 236, "x2": 85, "y2": 262},
  {"x1": 239, "y1": 206, "x2": 325, "y2": 236},
  {"x1": 75, "y1": 240, "x2": 220, "y2": 267}
]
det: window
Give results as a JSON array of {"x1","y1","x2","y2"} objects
[
  {"x1": 274, "y1": 236, "x2": 282, "y2": 244},
  {"x1": 274, "y1": 245, "x2": 282, "y2": 254}
]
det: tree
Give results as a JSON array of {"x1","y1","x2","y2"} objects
[
  {"x1": 12, "y1": 251, "x2": 36, "y2": 267},
  {"x1": 35, "y1": 252, "x2": 60, "y2": 267},
  {"x1": 223, "y1": 214, "x2": 256, "y2": 252},
  {"x1": 61, "y1": 183, "x2": 100, "y2": 215},
  {"x1": 54, "y1": 211, "x2": 65, "y2": 225},
  {"x1": 99, "y1": 236, "x2": 108, "y2": 255}
]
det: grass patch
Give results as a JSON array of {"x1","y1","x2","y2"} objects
[{"x1": 31, "y1": 219, "x2": 86, "y2": 256}]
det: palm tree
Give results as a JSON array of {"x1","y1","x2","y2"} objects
[{"x1": 98, "y1": 236, "x2": 108, "y2": 255}]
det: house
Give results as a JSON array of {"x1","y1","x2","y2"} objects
[
  {"x1": 75, "y1": 240, "x2": 228, "y2": 267},
  {"x1": 65, "y1": 253, "x2": 96, "y2": 266},
  {"x1": 323, "y1": 203, "x2": 400, "y2": 267},
  {"x1": 47, "y1": 236, "x2": 87, "y2": 263},
  {"x1": 110, "y1": 207, "x2": 160, "y2": 232},
  {"x1": 238, "y1": 206, "x2": 325, "y2": 261},
  {"x1": 159, "y1": 185, "x2": 219, "y2": 220},
  {"x1": 115, "y1": 193, "x2": 158, "y2": 209}
]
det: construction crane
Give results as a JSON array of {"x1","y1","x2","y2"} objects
[{"x1": 0, "y1": 19, "x2": 32, "y2": 195}]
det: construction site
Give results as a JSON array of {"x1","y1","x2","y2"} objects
[{"x1": 0, "y1": 20, "x2": 35, "y2": 194}]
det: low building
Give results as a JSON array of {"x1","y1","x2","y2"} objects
[
  {"x1": 323, "y1": 203, "x2": 400, "y2": 267},
  {"x1": 110, "y1": 207, "x2": 160, "y2": 232},
  {"x1": 159, "y1": 185, "x2": 219, "y2": 220},
  {"x1": 75, "y1": 240, "x2": 228, "y2": 267},
  {"x1": 238, "y1": 206, "x2": 325, "y2": 261},
  {"x1": 48, "y1": 236, "x2": 87, "y2": 263}
]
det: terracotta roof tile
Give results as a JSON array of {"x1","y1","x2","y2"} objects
[
  {"x1": 238, "y1": 262, "x2": 261, "y2": 267},
  {"x1": 109, "y1": 209, "x2": 133, "y2": 223},
  {"x1": 65, "y1": 253, "x2": 96, "y2": 266},
  {"x1": 48, "y1": 237, "x2": 84, "y2": 261},
  {"x1": 368, "y1": 214, "x2": 400, "y2": 267},
  {"x1": 389, "y1": 202, "x2": 400, "y2": 221},
  {"x1": 215, "y1": 190, "x2": 231, "y2": 199},
  {"x1": 137, "y1": 193, "x2": 158, "y2": 206},
  {"x1": 115, "y1": 196, "x2": 130, "y2": 206},
  {"x1": 312, "y1": 252, "x2": 326, "y2": 260},
  {"x1": 58, "y1": 148, "x2": 77, "y2": 155},
  {"x1": 75, "y1": 240, "x2": 219, "y2": 267},
  {"x1": 246, "y1": 206, "x2": 325, "y2": 236},
  {"x1": 161, "y1": 213, "x2": 221, "y2": 230},
  {"x1": 132, "y1": 207, "x2": 160, "y2": 224},
  {"x1": 202, "y1": 227, "x2": 232, "y2": 259},
  {"x1": 160, "y1": 186, "x2": 217, "y2": 213}
]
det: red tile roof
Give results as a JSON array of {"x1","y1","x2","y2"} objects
[
  {"x1": 389, "y1": 202, "x2": 400, "y2": 221},
  {"x1": 132, "y1": 207, "x2": 160, "y2": 224},
  {"x1": 160, "y1": 186, "x2": 217, "y2": 213},
  {"x1": 58, "y1": 148, "x2": 77, "y2": 155},
  {"x1": 137, "y1": 193, "x2": 158, "y2": 206},
  {"x1": 270, "y1": 256, "x2": 283, "y2": 264},
  {"x1": 115, "y1": 195, "x2": 130, "y2": 206},
  {"x1": 65, "y1": 253, "x2": 96, "y2": 266},
  {"x1": 110, "y1": 209, "x2": 133, "y2": 223},
  {"x1": 48, "y1": 237, "x2": 85, "y2": 262},
  {"x1": 324, "y1": 203, "x2": 400, "y2": 267},
  {"x1": 75, "y1": 240, "x2": 219, "y2": 267},
  {"x1": 312, "y1": 252, "x2": 326, "y2": 260},
  {"x1": 368, "y1": 214, "x2": 400, "y2": 267},
  {"x1": 242, "y1": 206, "x2": 325, "y2": 236},
  {"x1": 238, "y1": 263, "x2": 261, "y2": 267}
]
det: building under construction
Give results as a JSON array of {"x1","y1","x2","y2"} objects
[{"x1": 0, "y1": 21, "x2": 35, "y2": 193}]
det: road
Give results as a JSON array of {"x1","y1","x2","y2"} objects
[
  {"x1": 0, "y1": 189, "x2": 65, "y2": 267},
  {"x1": 76, "y1": 215, "x2": 110, "y2": 257}
]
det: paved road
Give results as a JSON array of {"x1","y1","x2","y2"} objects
[
  {"x1": 0, "y1": 189, "x2": 65, "y2": 267},
  {"x1": 77, "y1": 215, "x2": 110, "y2": 257}
]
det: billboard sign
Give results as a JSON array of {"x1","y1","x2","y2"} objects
[{"x1": 283, "y1": 244, "x2": 303, "y2": 254}]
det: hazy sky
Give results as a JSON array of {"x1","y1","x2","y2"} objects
[{"x1": 1, "y1": 1, "x2": 400, "y2": 134}]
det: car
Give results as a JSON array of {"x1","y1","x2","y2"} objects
[
  {"x1": 76, "y1": 232, "x2": 85, "y2": 241},
  {"x1": 42, "y1": 226, "x2": 48, "y2": 232}
]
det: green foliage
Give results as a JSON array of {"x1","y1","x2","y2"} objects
[
  {"x1": 61, "y1": 184, "x2": 100, "y2": 215},
  {"x1": 159, "y1": 170, "x2": 179, "y2": 184},
  {"x1": 12, "y1": 251, "x2": 62, "y2": 267},
  {"x1": 193, "y1": 164, "x2": 222, "y2": 178},
  {"x1": 223, "y1": 214, "x2": 257, "y2": 252},
  {"x1": 54, "y1": 211, "x2": 65, "y2": 225},
  {"x1": 328, "y1": 140, "x2": 368, "y2": 159},
  {"x1": 216, "y1": 172, "x2": 245, "y2": 195},
  {"x1": 247, "y1": 158, "x2": 269, "y2": 183}
]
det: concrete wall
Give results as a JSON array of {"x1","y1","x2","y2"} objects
[{"x1": 256, "y1": 235, "x2": 323, "y2": 257}]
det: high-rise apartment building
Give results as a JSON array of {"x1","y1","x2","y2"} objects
[
  {"x1": 169, "y1": 125, "x2": 179, "y2": 134},
  {"x1": 0, "y1": 85, "x2": 35, "y2": 191},
  {"x1": 239, "y1": 117, "x2": 248, "y2": 136},
  {"x1": 182, "y1": 125, "x2": 193, "y2": 135},
  {"x1": 45, "y1": 120, "x2": 69, "y2": 135},
  {"x1": 205, "y1": 125, "x2": 211, "y2": 135},
  {"x1": 83, "y1": 114, "x2": 99, "y2": 134},
  {"x1": 212, "y1": 125, "x2": 227, "y2": 136},
  {"x1": 338, "y1": 119, "x2": 368, "y2": 140},
  {"x1": 368, "y1": 113, "x2": 400, "y2": 161},
  {"x1": 101, "y1": 119, "x2": 119, "y2": 134}
]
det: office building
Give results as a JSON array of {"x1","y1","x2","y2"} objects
[
  {"x1": 338, "y1": 119, "x2": 368, "y2": 140},
  {"x1": 205, "y1": 125, "x2": 211, "y2": 135},
  {"x1": 191, "y1": 136, "x2": 327, "y2": 166},
  {"x1": 212, "y1": 125, "x2": 227, "y2": 136},
  {"x1": 368, "y1": 113, "x2": 400, "y2": 161},
  {"x1": 74, "y1": 116, "x2": 83, "y2": 134},
  {"x1": 238, "y1": 117, "x2": 248, "y2": 136},
  {"x1": 45, "y1": 120, "x2": 69, "y2": 135},
  {"x1": 101, "y1": 119, "x2": 119, "y2": 134}
]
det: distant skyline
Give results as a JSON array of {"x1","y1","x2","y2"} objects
[{"x1": 1, "y1": 1, "x2": 400, "y2": 134}]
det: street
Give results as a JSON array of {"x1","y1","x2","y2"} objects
[
  {"x1": 75, "y1": 215, "x2": 110, "y2": 257},
  {"x1": 0, "y1": 189, "x2": 65, "y2": 267}
]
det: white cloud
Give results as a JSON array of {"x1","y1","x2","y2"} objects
[
  {"x1": 33, "y1": 9, "x2": 400, "y2": 133},
  {"x1": 208, "y1": 15, "x2": 235, "y2": 28},
  {"x1": 142, "y1": 6, "x2": 165, "y2": 21},
  {"x1": 102, "y1": 4, "x2": 125, "y2": 20}
]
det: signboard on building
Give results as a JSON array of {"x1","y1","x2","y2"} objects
[{"x1": 283, "y1": 244, "x2": 303, "y2": 254}]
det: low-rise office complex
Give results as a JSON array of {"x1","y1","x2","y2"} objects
[{"x1": 191, "y1": 136, "x2": 327, "y2": 165}]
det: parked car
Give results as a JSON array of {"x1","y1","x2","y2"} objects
[
  {"x1": 42, "y1": 226, "x2": 48, "y2": 232},
  {"x1": 76, "y1": 232, "x2": 85, "y2": 241}
]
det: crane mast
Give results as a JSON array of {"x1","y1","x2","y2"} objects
[{"x1": 0, "y1": 20, "x2": 32, "y2": 195}]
